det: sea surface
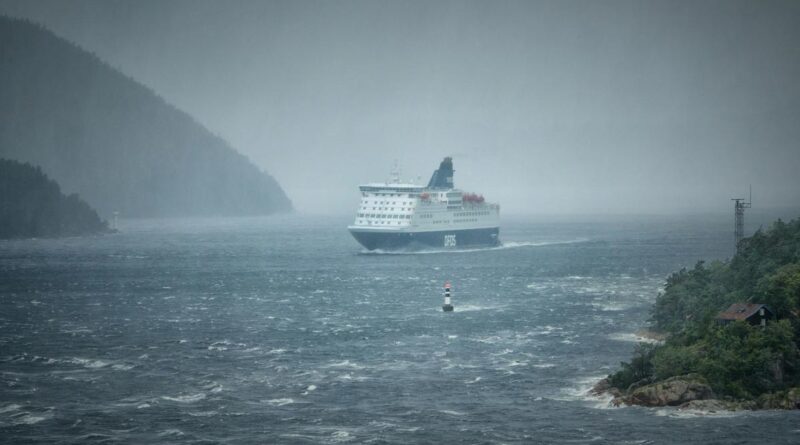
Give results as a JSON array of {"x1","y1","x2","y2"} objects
[{"x1": 2, "y1": 214, "x2": 799, "y2": 444}]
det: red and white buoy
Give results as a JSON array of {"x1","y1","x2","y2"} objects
[{"x1": 442, "y1": 281, "x2": 454, "y2": 312}]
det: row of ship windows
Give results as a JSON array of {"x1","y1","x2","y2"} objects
[
  {"x1": 362, "y1": 207, "x2": 412, "y2": 212},
  {"x1": 362, "y1": 199, "x2": 414, "y2": 205},
  {"x1": 416, "y1": 212, "x2": 484, "y2": 219},
  {"x1": 359, "y1": 220, "x2": 405, "y2": 225},
  {"x1": 362, "y1": 202, "x2": 414, "y2": 206},
  {"x1": 362, "y1": 193, "x2": 410, "y2": 198},
  {"x1": 358, "y1": 213, "x2": 412, "y2": 219},
  {"x1": 453, "y1": 218, "x2": 478, "y2": 223},
  {"x1": 454, "y1": 211, "x2": 491, "y2": 217}
]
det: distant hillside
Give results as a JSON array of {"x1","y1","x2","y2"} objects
[
  {"x1": 0, "y1": 158, "x2": 110, "y2": 239},
  {"x1": 0, "y1": 16, "x2": 291, "y2": 218}
]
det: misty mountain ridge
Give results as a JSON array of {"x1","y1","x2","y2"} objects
[{"x1": 0, "y1": 16, "x2": 292, "y2": 218}]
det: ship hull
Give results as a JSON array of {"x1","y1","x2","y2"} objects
[{"x1": 348, "y1": 227, "x2": 500, "y2": 251}]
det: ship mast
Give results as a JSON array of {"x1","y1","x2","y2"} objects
[{"x1": 389, "y1": 159, "x2": 401, "y2": 184}]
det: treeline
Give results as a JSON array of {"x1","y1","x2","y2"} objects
[
  {"x1": 0, "y1": 16, "x2": 292, "y2": 218},
  {"x1": 609, "y1": 218, "x2": 800, "y2": 400},
  {"x1": 0, "y1": 159, "x2": 110, "y2": 239}
]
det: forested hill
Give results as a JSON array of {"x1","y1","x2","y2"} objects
[
  {"x1": 0, "y1": 16, "x2": 292, "y2": 218},
  {"x1": 0, "y1": 159, "x2": 110, "y2": 239},
  {"x1": 607, "y1": 217, "x2": 800, "y2": 405}
]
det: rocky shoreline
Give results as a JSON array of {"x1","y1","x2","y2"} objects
[{"x1": 592, "y1": 374, "x2": 800, "y2": 412}]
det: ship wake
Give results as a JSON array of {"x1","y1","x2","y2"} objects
[{"x1": 359, "y1": 239, "x2": 588, "y2": 255}]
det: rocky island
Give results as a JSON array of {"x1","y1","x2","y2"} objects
[{"x1": 596, "y1": 217, "x2": 800, "y2": 411}]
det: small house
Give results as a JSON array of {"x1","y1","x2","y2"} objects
[{"x1": 716, "y1": 303, "x2": 774, "y2": 327}]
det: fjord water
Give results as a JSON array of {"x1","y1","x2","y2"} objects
[{"x1": 2, "y1": 215, "x2": 799, "y2": 444}]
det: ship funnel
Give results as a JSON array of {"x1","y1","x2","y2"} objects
[{"x1": 426, "y1": 157, "x2": 455, "y2": 189}]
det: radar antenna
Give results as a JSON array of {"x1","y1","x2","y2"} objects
[
  {"x1": 389, "y1": 159, "x2": 401, "y2": 184},
  {"x1": 731, "y1": 185, "x2": 752, "y2": 253}
]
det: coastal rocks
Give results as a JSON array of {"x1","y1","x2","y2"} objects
[
  {"x1": 625, "y1": 375, "x2": 714, "y2": 407},
  {"x1": 758, "y1": 387, "x2": 800, "y2": 409},
  {"x1": 595, "y1": 374, "x2": 800, "y2": 411},
  {"x1": 596, "y1": 375, "x2": 715, "y2": 407}
]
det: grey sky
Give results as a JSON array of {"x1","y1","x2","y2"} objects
[{"x1": 1, "y1": 0, "x2": 798, "y2": 214}]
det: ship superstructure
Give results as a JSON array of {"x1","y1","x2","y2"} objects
[{"x1": 347, "y1": 157, "x2": 500, "y2": 250}]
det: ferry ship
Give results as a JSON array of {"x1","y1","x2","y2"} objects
[{"x1": 348, "y1": 157, "x2": 500, "y2": 250}]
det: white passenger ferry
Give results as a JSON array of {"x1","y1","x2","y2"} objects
[{"x1": 347, "y1": 157, "x2": 500, "y2": 250}]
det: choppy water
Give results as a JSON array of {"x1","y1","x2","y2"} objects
[{"x1": 2, "y1": 214, "x2": 799, "y2": 444}]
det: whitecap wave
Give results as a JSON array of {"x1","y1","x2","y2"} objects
[
  {"x1": 202, "y1": 381, "x2": 223, "y2": 393},
  {"x1": 266, "y1": 398, "x2": 294, "y2": 406},
  {"x1": 0, "y1": 405, "x2": 52, "y2": 426},
  {"x1": 529, "y1": 325, "x2": 562, "y2": 336},
  {"x1": 554, "y1": 375, "x2": 616, "y2": 409},
  {"x1": 0, "y1": 404, "x2": 21, "y2": 414},
  {"x1": 454, "y1": 304, "x2": 503, "y2": 312},
  {"x1": 13, "y1": 413, "x2": 50, "y2": 425},
  {"x1": 654, "y1": 407, "x2": 746, "y2": 419},
  {"x1": 608, "y1": 332, "x2": 664, "y2": 344},
  {"x1": 67, "y1": 357, "x2": 111, "y2": 368},
  {"x1": 161, "y1": 393, "x2": 206, "y2": 403},
  {"x1": 591, "y1": 301, "x2": 636, "y2": 311},
  {"x1": 330, "y1": 430, "x2": 353, "y2": 442},
  {"x1": 525, "y1": 283, "x2": 548, "y2": 290},
  {"x1": 335, "y1": 373, "x2": 369, "y2": 381},
  {"x1": 111, "y1": 363, "x2": 135, "y2": 371},
  {"x1": 188, "y1": 410, "x2": 219, "y2": 417},
  {"x1": 323, "y1": 360, "x2": 365, "y2": 370},
  {"x1": 440, "y1": 409, "x2": 467, "y2": 416},
  {"x1": 62, "y1": 357, "x2": 136, "y2": 371},
  {"x1": 158, "y1": 429, "x2": 185, "y2": 437}
]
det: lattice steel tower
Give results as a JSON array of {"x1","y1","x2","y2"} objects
[{"x1": 731, "y1": 186, "x2": 752, "y2": 252}]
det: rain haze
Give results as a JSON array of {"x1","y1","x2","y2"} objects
[
  {"x1": 2, "y1": 0, "x2": 798, "y2": 215},
  {"x1": 5, "y1": 2, "x2": 800, "y2": 443}
]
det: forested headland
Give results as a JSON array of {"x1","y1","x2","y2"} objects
[
  {"x1": 0, "y1": 16, "x2": 292, "y2": 218},
  {"x1": 600, "y1": 218, "x2": 800, "y2": 410},
  {"x1": 0, "y1": 159, "x2": 110, "y2": 239}
]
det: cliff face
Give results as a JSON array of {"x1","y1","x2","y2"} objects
[
  {"x1": 0, "y1": 16, "x2": 292, "y2": 218},
  {"x1": 0, "y1": 158, "x2": 110, "y2": 239}
]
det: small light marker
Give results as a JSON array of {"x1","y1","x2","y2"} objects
[{"x1": 442, "y1": 281, "x2": 454, "y2": 312}]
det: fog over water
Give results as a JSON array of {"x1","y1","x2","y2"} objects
[{"x1": 1, "y1": 0, "x2": 799, "y2": 214}]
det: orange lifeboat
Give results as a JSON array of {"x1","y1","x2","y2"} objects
[{"x1": 462, "y1": 193, "x2": 485, "y2": 203}]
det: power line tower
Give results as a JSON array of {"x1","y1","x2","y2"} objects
[{"x1": 731, "y1": 186, "x2": 752, "y2": 253}]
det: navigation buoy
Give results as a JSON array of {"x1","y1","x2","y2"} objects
[{"x1": 442, "y1": 281, "x2": 454, "y2": 312}]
